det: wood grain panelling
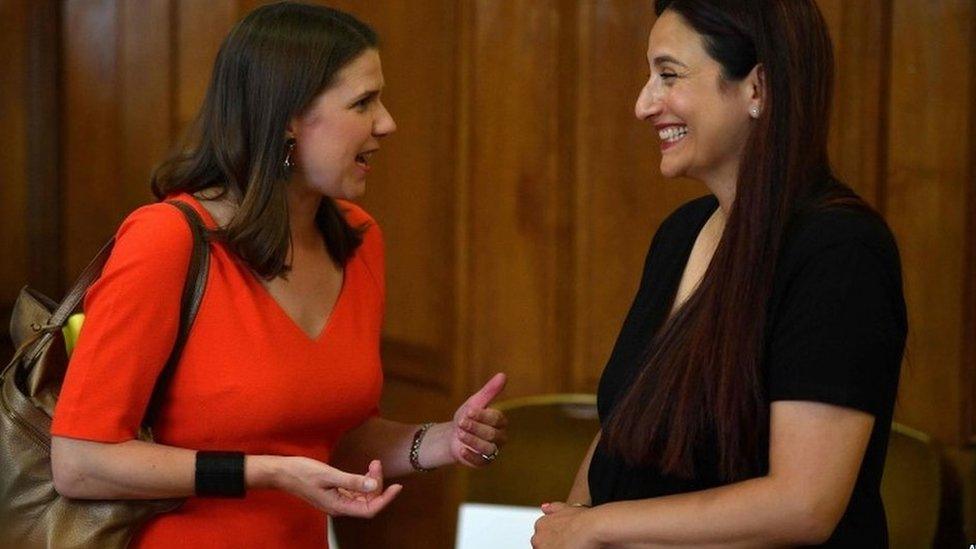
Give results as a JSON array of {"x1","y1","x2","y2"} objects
[
  {"x1": 63, "y1": 0, "x2": 121, "y2": 280},
  {"x1": 0, "y1": 0, "x2": 30, "y2": 306},
  {"x1": 120, "y1": 0, "x2": 173, "y2": 208},
  {"x1": 886, "y1": 0, "x2": 973, "y2": 445},
  {"x1": 817, "y1": 0, "x2": 887, "y2": 207},
  {"x1": 466, "y1": 0, "x2": 571, "y2": 397},
  {"x1": 25, "y1": 0, "x2": 62, "y2": 298},
  {"x1": 175, "y1": 0, "x2": 237, "y2": 130},
  {"x1": 63, "y1": 0, "x2": 180, "y2": 280}
]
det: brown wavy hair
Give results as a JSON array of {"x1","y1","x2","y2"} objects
[
  {"x1": 603, "y1": 0, "x2": 871, "y2": 481},
  {"x1": 151, "y1": 2, "x2": 376, "y2": 278}
]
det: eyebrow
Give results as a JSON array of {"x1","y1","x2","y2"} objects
[
  {"x1": 651, "y1": 54, "x2": 688, "y2": 68},
  {"x1": 351, "y1": 89, "x2": 381, "y2": 104}
]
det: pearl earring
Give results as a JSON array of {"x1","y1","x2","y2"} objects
[{"x1": 749, "y1": 105, "x2": 761, "y2": 119}]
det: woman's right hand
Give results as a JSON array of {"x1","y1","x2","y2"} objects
[{"x1": 252, "y1": 456, "x2": 402, "y2": 518}]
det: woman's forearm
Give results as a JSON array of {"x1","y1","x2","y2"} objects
[
  {"x1": 50, "y1": 436, "x2": 278, "y2": 499},
  {"x1": 583, "y1": 476, "x2": 831, "y2": 548},
  {"x1": 331, "y1": 417, "x2": 455, "y2": 478},
  {"x1": 566, "y1": 431, "x2": 600, "y2": 505}
]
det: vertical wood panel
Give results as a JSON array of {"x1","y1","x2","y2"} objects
[
  {"x1": 886, "y1": 0, "x2": 973, "y2": 444},
  {"x1": 817, "y1": 0, "x2": 887, "y2": 207},
  {"x1": 26, "y1": 0, "x2": 63, "y2": 298},
  {"x1": 63, "y1": 0, "x2": 120, "y2": 280},
  {"x1": 0, "y1": 0, "x2": 30, "y2": 305},
  {"x1": 176, "y1": 0, "x2": 237, "y2": 130},
  {"x1": 120, "y1": 0, "x2": 174, "y2": 209},
  {"x1": 466, "y1": 0, "x2": 571, "y2": 397}
]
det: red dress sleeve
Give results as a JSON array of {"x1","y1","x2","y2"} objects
[{"x1": 51, "y1": 202, "x2": 193, "y2": 442}]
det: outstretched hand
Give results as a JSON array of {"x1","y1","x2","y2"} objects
[
  {"x1": 451, "y1": 372, "x2": 508, "y2": 467},
  {"x1": 276, "y1": 457, "x2": 401, "y2": 518}
]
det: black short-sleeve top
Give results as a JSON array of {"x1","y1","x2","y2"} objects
[{"x1": 589, "y1": 194, "x2": 907, "y2": 547}]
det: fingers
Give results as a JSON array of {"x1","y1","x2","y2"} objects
[
  {"x1": 458, "y1": 429, "x2": 498, "y2": 456},
  {"x1": 540, "y1": 502, "x2": 568, "y2": 515},
  {"x1": 466, "y1": 407, "x2": 508, "y2": 428},
  {"x1": 330, "y1": 483, "x2": 403, "y2": 518},
  {"x1": 465, "y1": 372, "x2": 507, "y2": 409},
  {"x1": 459, "y1": 446, "x2": 497, "y2": 468},
  {"x1": 459, "y1": 415, "x2": 507, "y2": 444}
]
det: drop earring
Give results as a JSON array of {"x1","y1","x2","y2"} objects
[{"x1": 283, "y1": 138, "x2": 297, "y2": 170}]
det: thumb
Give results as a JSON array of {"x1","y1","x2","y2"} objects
[
  {"x1": 329, "y1": 469, "x2": 378, "y2": 493},
  {"x1": 466, "y1": 372, "x2": 507, "y2": 409}
]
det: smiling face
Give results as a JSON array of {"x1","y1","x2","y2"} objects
[
  {"x1": 635, "y1": 10, "x2": 758, "y2": 186},
  {"x1": 288, "y1": 49, "x2": 396, "y2": 200}
]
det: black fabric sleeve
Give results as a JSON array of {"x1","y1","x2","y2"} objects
[{"x1": 766, "y1": 241, "x2": 905, "y2": 416}]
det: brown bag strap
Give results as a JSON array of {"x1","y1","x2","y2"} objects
[
  {"x1": 47, "y1": 240, "x2": 116, "y2": 329},
  {"x1": 142, "y1": 201, "x2": 210, "y2": 428}
]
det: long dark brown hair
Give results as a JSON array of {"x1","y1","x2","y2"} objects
[
  {"x1": 151, "y1": 2, "x2": 377, "y2": 278},
  {"x1": 604, "y1": 0, "x2": 869, "y2": 481}
]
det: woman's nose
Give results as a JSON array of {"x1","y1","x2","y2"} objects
[
  {"x1": 634, "y1": 81, "x2": 663, "y2": 120},
  {"x1": 375, "y1": 102, "x2": 397, "y2": 136}
]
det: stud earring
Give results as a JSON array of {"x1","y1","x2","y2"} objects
[
  {"x1": 283, "y1": 138, "x2": 297, "y2": 170},
  {"x1": 749, "y1": 105, "x2": 761, "y2": 119}
]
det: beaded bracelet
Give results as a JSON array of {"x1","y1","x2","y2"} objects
[{"x1": 409, "y1": 422, "x2": 435, "y2": 473}]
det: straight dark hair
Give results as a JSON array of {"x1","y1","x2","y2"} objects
[
  {"x1": 151, "y1": 2, "x2": 377, "y2": 278},
  {"x1": 604, "y1": 0, "x2": 871, "y2": 481}
]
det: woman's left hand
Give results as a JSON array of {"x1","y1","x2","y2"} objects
[
  {"x1": 450, "y1": 372, "x2": 508, "y2": 467},
  {"x1": 532, "y1": 503, "x2": 597, "y2": 549}
]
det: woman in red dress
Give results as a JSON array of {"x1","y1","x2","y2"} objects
[{"x1": 50, "y1": 3, "x2": 507, "y2": 547}]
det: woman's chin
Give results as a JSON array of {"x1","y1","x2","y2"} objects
[{"x1": 658, "y1": 160, "x2": 686, "y2": 179}]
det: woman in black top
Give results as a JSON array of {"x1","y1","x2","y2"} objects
[{"x1": 532, "y1": 1, "x2": 906, "y2": 547}]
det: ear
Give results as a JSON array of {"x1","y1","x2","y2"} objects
[
  {"x1": 744, "y1": 63, "x2": 766, "y2": 112},
  {"x1": 285, "y1": 117, "x2": 299, "y2": 140}
]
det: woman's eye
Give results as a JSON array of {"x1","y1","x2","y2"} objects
[
  {"x1": 661, "y1": 72, "x2": 678, "y2": 80},
  {"x1": 353, "y1": 97, "x2": 371, "y2": 111}
]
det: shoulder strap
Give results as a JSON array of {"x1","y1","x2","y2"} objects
[{"x1": 141, "y1": 200, "x2": 211, "y2": 429}]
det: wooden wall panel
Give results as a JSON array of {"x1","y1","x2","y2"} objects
[
  {"x1": 62, "y1": 0, "x2": 121, "y2": 280},
  {"x1": 465, "y1": 0, "x2": 572, "y2": 398},
  {"x1": 0, "y1": 0, "x2": 30, "y2": 306},
  {"x1": 886, "y1": 0, "x2": 973, "y2": 445},
  {"x1": 817, "y1": 0, "x2": 887, "y2": 207},
  {"x1": 175, "y1": 0, "x2": 237, "y2": 130},
  {"x1": 63, "y1": 0, "x2": 180, "y2": 280},
  {"x1": 120, "y1": 0, "x2": 174, "y2": 208}
]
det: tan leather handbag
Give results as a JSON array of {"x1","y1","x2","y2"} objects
[{"x1": 0, "y1": 201, "x2": 210, "y2": 548}]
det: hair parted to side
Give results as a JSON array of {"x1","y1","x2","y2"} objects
[
  {"x1": 151, "y1": 1, "x2": 378, "y2": 279},
  {"x1": 604, "y1": 0, "x2": 873, "y2": 482}
]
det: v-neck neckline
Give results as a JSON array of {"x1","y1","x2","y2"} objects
[
  {"x1": 256, "y1": 268, "x2": 347, "y2": 343},
  {"x1": 174, "y1": 192, "x2": 348, "y2": 343},
  {"x1": 664, "y1": 196, "x2": 720, "y2": 320}
]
